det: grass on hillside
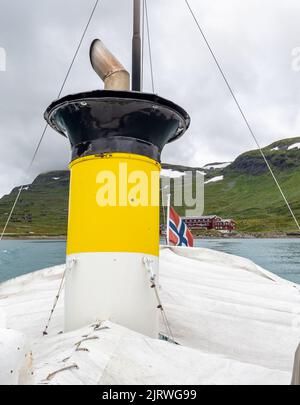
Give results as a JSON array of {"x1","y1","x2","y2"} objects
[{"x1": 1, "y1": 150, "x2": 300, "y2": 236}]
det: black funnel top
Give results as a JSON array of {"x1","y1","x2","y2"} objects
[{"x1": 45, "y1": 90, "x2": 190, "y2": 162}]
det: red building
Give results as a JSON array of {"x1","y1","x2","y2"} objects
[
  {"x1": 215, "y1": 219, "x2": 236, "y2": 232},
  {"x1": 183, "y1": 215, "x2": 220, "y2": 230},
  {"x1": 160, "y1": 215, "x2": 236, "y2": 234},
  {"x1": 183, "y1": 215, "x2": 236, "y2": 232}
]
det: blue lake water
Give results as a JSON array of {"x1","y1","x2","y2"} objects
[
  {"x1": 0, "y1": 240, "x2": 67, "y2": 283},
  {"x1": 0, "y1": 238, "x2": 299, "y2": 284}
]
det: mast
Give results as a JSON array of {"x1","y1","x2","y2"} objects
[{"x1": 132, "y1": 0, "x2": 142, "y2": 91}]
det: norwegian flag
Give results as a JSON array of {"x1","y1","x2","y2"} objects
[{"x1": 168, "y1": 206, "x2": 194, "y2": 247}]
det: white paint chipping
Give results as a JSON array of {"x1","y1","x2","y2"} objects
[{"x1": 52, "y1": 177, "x2": 60, "y2": 181}]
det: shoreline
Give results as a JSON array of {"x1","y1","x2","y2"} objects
[
  {"x1": 2, "y1": 235, "x2": 67, "y2": 241},
  {"x1": 2, "y1": 233, "x2": 300, "y2": 241},
  {"x1": 194, "y1": 233, "x2": 300, "y2": 239}
]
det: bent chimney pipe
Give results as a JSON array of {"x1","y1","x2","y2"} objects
[{"x1": 90, "y1": 39, "x2": 130, "y2": 91}]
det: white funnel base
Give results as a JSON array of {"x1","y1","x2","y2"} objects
[{"x1": 64, "y1": 252, "x2": 159, "y2": 338}]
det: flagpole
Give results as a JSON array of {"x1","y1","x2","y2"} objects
[
  {"x1": 161, "y1": 188, "x2": 168, "y2": 245},
  {"x1": 166, "y1": 193, "x2": 171, "y2": 246}
]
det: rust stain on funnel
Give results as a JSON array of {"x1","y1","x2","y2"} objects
[{"x1": 90, "y1": 39, "x2": 130, "y2": 91}]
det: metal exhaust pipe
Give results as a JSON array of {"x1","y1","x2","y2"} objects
[{"x1": 90, "y1": 39, "x2": 130, "y2": 91}]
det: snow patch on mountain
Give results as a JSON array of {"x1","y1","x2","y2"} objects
[
  {"x1": 288, "y1": 142, "x2": 300, "y2": 150},
  {"x1": 205, "y1": 175, "x2": 224, "y2": 184}
]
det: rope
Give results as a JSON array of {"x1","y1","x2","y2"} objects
[
  {"x1": 153, "y1": 283, "x2": 175, "y2": 342},
  {"x1": 143, "y1": 257, "x2": 175, "y2": 342},
  {"x1": 184, "y1": 0, "x2": 300, "y2": 231},
  {"x1": 145, "y1": 0, "x2": 155, "y2": 93},
  {"x1": 42, "y1": 258, "x2": 77, "y2": 335},
  {"x1": 0, "y1": 0, "x2": 100, "y2": 242},
  {"x1": 56, "y1": 0, "x2": 100, "y2": 100},
  {"x1": 42, "y1": 267, "x2": 66, "y2": 336},
  {"x1": 0, "y1": 185, "x2": 26, "y2": 241},
  {"x1": 144, "y1": 0, "x2": 169, "y2": 245},
  {"x1": 45, "y1": 364, "x2": 79, "y2": 382}
]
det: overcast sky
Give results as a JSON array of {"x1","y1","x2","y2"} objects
[{"x1": 0, "y1": 0, "x2": 300, "y2": 197}]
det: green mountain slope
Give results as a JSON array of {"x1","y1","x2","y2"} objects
[
  {"x1": 203, "y1": 137, "x2": 300, "y2": 233},
  {"x1": 0, "y1": 171, "x2": 70, "y2": 236},
  {"x1": 0, "y1": 137, "x2": 300, "y2": 236}
]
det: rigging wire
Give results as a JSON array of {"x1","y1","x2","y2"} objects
[
  {"x1": 143, "y1": 0, "x2": 169, "y2": 241},
  {"x1": 153, "y1": 282, "x2": 175, "y2": 342},
  {"x1": 184, "y1": 0, "x2": 300, "y2": 231},
  {"x1": 143, "y1": 0, "x2": 168, "y2": 244},
  {"x1": 144, "y1": 0, "x2": 170, "y2": 243},
  {"x1": 42, "y1": 267, "x2": 67, "y2": 336},
  {"x1": 143, "y1": 257, "x2": 175, "y2": 343},
  {"x1": 0, "y1": 0, "x2": 100, "y2": 242},
  {"x1": 145, "y1": 0, "x2": 155, "y2": 93}
]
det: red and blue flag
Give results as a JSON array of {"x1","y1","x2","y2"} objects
[{"x1": 168, "y1": 206, "x2": 194, "y2": 247}]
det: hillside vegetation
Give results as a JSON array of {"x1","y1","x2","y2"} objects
[
  {"x1": 0, "y1": 137, "x2": 300, "y2": 236},
  {"x1": 203, "y1": 137, "x2": 300, "y2": 233}
]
